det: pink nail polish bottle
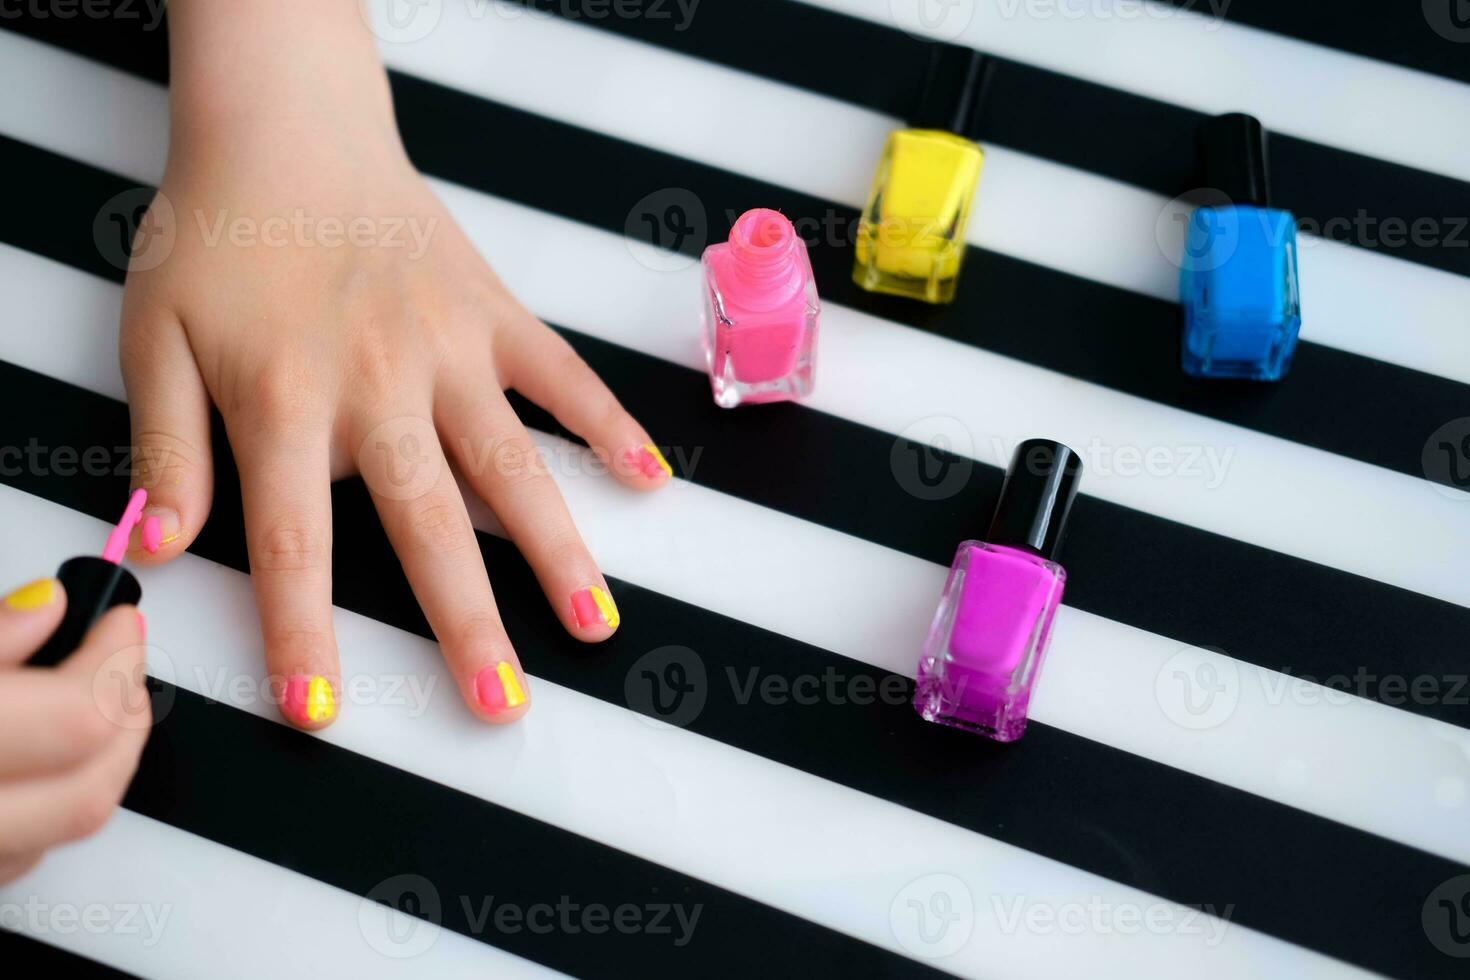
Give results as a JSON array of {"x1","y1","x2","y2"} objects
[
  {"x1": 701, "y1": 208, "x2": 820, "y2": 408},
  {"x1": 914, "y1": 439, "x2": 1083, "y2": 742}
]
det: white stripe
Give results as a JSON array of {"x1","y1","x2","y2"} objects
[
  {"x1": 0, "y1": 486, "x2": 1368, "y2": 979},
  {"x1": 0, "y1": 28, "x2": 1465, "y2": 610},
  {"x1": 3, "y1": 23, "x2": 1467, "y2": 386},
  {"x1": 0, "y1": 810, "x2": 556, "y2": 980},
  {"x1": 803, "y1": 0, "x2": 1470, "y2": 186},
  {"x1": 1, "y1": 245, "x2": 1466, "y2": 873}
]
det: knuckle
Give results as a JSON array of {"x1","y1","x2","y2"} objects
[
  {"x1": 541, "y1": 532, "x2": 589, "y2": 570},
  {"x1": 347, "y1": 328, "x2": 405, "y2": 398},
  {"x1": 553, "y1": 346, "x2": 598, "y2": 387},
  {"x1": 254, "y1": 519, "x2": 330, "y2": 573},
  {"x1": 246, "y1": 359, "x2": 317, "y2": 422},
  {"x1": 492, "y1": 437, "x2": 547, "y2": 487},
  {"x1": 404, "y1": 498, "x2": 471, "y2": 554},
  {"x1": 442, "y1": 611, "x2": 505, "y2": 655},
  {"x1": 130, "y1": 428, "x2": 202, "y2": 492}
]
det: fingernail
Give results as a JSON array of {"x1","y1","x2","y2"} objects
[
  {"x1": 141, "y1": 516, "x2": 162, "y2": 553},
  {"x1": 134, "y1": 507, "x2": 181, "y2": 553},
  {"x1": 283, "y1": 675, "x2": 337, "y2": 724},
  {"x1": 4, "y1": 578, "x2": 57, "y2": 610},
  {"x1": 570, "y1": 585, "x2": 620, "y2": 630},
  {"x1": 625, "y1": 444, "x2": 673, "y2": 480},
  {"x1": 135, "y1": 610, "x2": 146, "y2": 642},
  {"x1": 475, "y1": 661, "x2": 527, "y2": 713}
]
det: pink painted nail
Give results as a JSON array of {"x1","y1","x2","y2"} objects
[
  {"x1": 474, "y1": 662, "x2": 528, "y2": 713},
  {"x1": 282, "y1": 675, "x2": 337, "y2": 725},
  {"x1": 624, "y1": 444, "x2": 673, "y2": 480},
  {"x1": 570, "y1": 586, "x2": 620, "y2": 630},
  {"x1": 141, "y1": 516, "x2": 162, "y2": 553}
]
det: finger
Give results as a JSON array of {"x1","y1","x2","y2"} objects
[
  {"x1": 119, "y1": 307, "x2": 215, "y2": 561},
  {"x1": 0, "y1": 604, "x2": 149, "y2": 778},
  {"x1": 0, "y1": 851, "x2": 43, "y2": 885},
  {"x1": 230, "y1": 415, "x2": 340, "y2": 730},
  {"x1": 0, "y1": 607, "x2": 149, "y2": 852},
  {"x1": 496, "y1": 314, "x2": 672, "y2": 490},
  {"x1": 354, "y1": 411, "x2": 529, "y2": 724},
  {"x1": 0, "y1": 722, "x2": 147, "y2": 852},
  {"x1": 441, "y1": 385, "x2": 620, "y2": 642},
  {"x1": 58, "y1": 604, "x2": 152, "y2": 740},
  {"x1": 0, "y1": 671, "x2": 117, "y2": 778},
  {"x1": 0, "y1": 577, "x2": 67, "y2": 666}
]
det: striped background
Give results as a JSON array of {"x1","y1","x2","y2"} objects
[{"x1": 0, "y1": 1, "x2": 1467, "y2": 976}]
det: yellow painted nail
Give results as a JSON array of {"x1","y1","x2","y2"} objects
[
  {"x1": 305, "y1": 676, "x2": 336, "y2": 723},
  {"x1": 590, "y1": 586, "x2": 621, "y2": 630},
  {"x1": 5, "y1": 578, "x2": 57, "y2": 610},
  {"x1": 497, "y1": 661, "x2": 527, "y2": 708},
  {"x1": 643, "y1": 444, "x2": 673, "y2": 477}
]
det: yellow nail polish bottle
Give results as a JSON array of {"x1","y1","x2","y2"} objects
[{"x1": 854, "y1": 46, "x2": 990, "y2": 305}]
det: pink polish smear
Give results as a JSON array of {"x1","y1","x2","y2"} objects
[{"x1": 102, "y1": 488, "x2": 147, "y2": 564}]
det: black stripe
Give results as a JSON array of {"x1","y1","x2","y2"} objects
[
  {"x1": 5, "y1": 3, "x2": 1470, "y2": 280},
  {"x1": 2, "y1": 135, "x2": 1467, "y2": 730},
  {"x1": 501, "y1": 0, "x2": 1470, "y2": 281},
  {"x1": 1157, "y1": 0, "x2": 1470, "y2": 87},
  {"x1": 125, "y1": 684, "x2": 928, "y2": 978},
  {"x1": 1, "y1": 363, "x2": 1461, "y2": 979},
  {"x1": 0, "y1": 929, "x2": 141, "y2": 978}
]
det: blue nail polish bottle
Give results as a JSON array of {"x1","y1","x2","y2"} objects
[{"x1": 1179, "y1": 114, "x2": 1301, "y2": 381}]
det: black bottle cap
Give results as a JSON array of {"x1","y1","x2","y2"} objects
[
  {"x1": 910, "y1": 42, "x2": 992, "y2": 141},
  {"x1": 1198, "y1": 112, "x2": 1271, "y2": 207},
  {"x1": 986, "y1": 440, "x2": 1083, "y2": 562},
  {"x1": 29, "y1": 556, "x2": 142, "y2": 668}
]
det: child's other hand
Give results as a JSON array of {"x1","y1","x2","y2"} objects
[
  {"x1": 0, "y1": 578, "x2": 149, "y2": 883},
  {"x1": 119, "y1": 2, "x2": 669, "y2": 729}
]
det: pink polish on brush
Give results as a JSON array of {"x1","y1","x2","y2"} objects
[
  {"x1": 102, "y1": 488, "x2": 148, "y2": 563},
  {"x1": 914, "y1": 440, "x2": 1083, "y2": 743},
  {"x1": 701, "y1": 208, "x2": 820, "y2": 408}
]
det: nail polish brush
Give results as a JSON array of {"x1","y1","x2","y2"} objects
[{"x1": 30, "y1": 488, "x2": 147, "y2": 666}]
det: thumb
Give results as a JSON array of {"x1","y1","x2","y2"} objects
[{"x1": 119, "y1": 307, "x2": 214, "y2": 563}]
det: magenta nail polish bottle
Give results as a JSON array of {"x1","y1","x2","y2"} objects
[
  {"x1": 914, "y1": 439, "x2": 1083, "y2": 742},
  {"x1": 701, "y1": 208, "x2": 820, "y2": 408}
]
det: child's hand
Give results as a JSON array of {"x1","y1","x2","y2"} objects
[
  {"x1": 119, "y1": 1, "x2": 669, "y2": 729},
  {"x1": 0, "y1": 578, "x2": 149, "y2": 883}
]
